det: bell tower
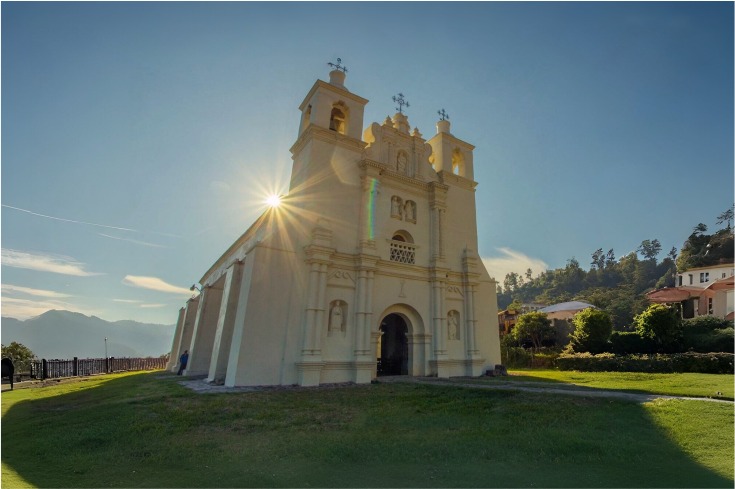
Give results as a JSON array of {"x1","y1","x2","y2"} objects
[{"x1": 289, "y1": 61, "x2": 369, "y2": 195}]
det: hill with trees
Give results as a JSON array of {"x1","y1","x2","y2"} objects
[{"x1": 497, "y1": 207, "x2": 734, "y2": 329}]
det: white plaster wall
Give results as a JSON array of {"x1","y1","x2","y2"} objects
[{"x1": 227, "y1": 242, "x2": 308, "y2": 386}]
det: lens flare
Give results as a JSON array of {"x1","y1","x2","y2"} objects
[{"x1": 266, "y1": 194, "x2": 282, "y2": 208}]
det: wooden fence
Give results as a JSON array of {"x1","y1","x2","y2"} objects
[{"x1": 28, "y1": 357, "x2": 168, "y2": 380}]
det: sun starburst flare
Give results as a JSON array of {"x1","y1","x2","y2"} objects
[{"x1": 266, "y1": 194, "x2": 282, "y2": 208}]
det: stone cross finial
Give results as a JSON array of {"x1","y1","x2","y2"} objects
[
  {"x1": 392, "y1": 93, "x2": 410, "y2": 113},
  {"x1": 327, "y1": 57, "x2": 348, "y2": 73},
  {"x1": 438, "y1": 108, "x2": 450, "y2": 121}
]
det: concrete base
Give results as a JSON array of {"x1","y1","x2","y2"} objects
[{"x1": 297, "y1": 361, "x2": 325, "y2": 386}]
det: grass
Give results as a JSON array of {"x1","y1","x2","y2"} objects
[
  {"x1": 500, "y1": 370, "x2": 735, "y2": 400},
  {"x1": 1, "y1": 371, "x2": 733, "y2": 488}
]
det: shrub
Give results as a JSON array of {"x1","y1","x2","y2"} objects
[
  {"x1": 554, "y1": 352, "x2": 734, "y2": 374},
  {"x1": 512, "y1": 312, "x2": 554, "y2": 350},
  {"x1": 500, "y1": 346, "x2": 560, "y2": 369},
  {"x1": 634, "y1": 304, "x2": 682, "y2": 353},
  {"x1": 609, "y1": 331, "x2": 654, "y2": 355},
  {"x1": 681, "y1": 327, "x2": 734, "y2": 353},
  {"x1": 682, "y1": 316, "x2": 733, "y2": 332},
  {"x1": 569, "y1": 308, "x2": 613, "y2": 353},
  {"x1": 501, "y1": 346, "x2": 532, "y2": 369}
]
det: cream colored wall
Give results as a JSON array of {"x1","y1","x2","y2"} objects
[{"x1": 176, "y1": 70, "x2": 502, "y2": 387}]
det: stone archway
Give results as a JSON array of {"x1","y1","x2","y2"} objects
[
  {"x1": 378, "y1": 314, "x2": 408, "y2": 376},
  {"x1": 374, "y1": 304, "x2": 429, "y2": 378}
]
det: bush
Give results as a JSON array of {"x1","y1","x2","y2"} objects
[
  {"x1": 555, "y1": 352, "x2": 734, "y2": 374},
  {"x1": 569, "y1": 308, "x2": 613, "y2": 353},
  {"x1": 634, "y1": 304, "x2": 682, "y2": 353},
  {"x1": 500, "y1": 346, "x2": 560, "y2": 369},
  {"x1": 682, "y1": 316, "x2": 733, "y2": 332},
  {"x1": 609, "y1": 331, "x2": 654, "y2": 355},
  {"x1": 681, "y1": 327, "x2": 734, "y2": 353}
]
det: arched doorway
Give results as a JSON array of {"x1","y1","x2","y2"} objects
[{"x1": 378, "y1": 314, "x2": 408, "y2": 376}]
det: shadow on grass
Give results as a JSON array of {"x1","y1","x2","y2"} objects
[
  {"x1": 1, "y1": 372, "x2": 733, "y2": 488},
  {"x1": 488, "y1": 371, "x2": 735, "y2": 401}
]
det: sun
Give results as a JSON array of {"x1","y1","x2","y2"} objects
[{"x1": 266, "y1": 194, "x2": 282, "y2": 208}]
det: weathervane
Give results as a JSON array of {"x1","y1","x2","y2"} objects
[
  {"x1": 328, "y1": 57, "x2": 348, "y2": 73},
  {"x1": 392, "y1": 93, "x2": 410, "y2": 113},
  {"x1": 438, "y1": 108, "x2": 450, "y2": 121}
]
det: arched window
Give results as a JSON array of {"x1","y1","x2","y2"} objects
[
  {"x1": 390, "y1": 231, "x2": 415, "y2": 264},
  {"x1": 452, "y1": 148, "x2": 464, "y2": 175},
  {"x1": 329, "y1": 103, "x2": 348, "y2": 134}
]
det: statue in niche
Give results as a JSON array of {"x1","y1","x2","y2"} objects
[
  {"x1": 391, "y1": 196, "x2": 403, "y2": 219},
  {"x1": 404, "y1": 201, "x2": 416, "y2": 223},
  {"x1": 329, "y1": 301, "x2": 345, "y2": 332},
  {"x1": 397, "y1": 152, "x2": 408, "y2": 174},
  {"x1": 448, "y1": 311, "x2": 460, "y2": 340}
]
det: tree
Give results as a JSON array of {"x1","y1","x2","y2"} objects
[
  {"x1": 634, "y1": 304, "x2": 682, "y2": 353},
  {"x1": 637, "y1": 239, "x2": 662, "y2": 261},
  {"x1": 591, "y1": 248, "x2": 605, "y2": 270},
  {"x1": 716, "y1": 205, "x2": 734, "y2": 229},
  {"x1": 605, "y1": 249, "x2": 616, "y2": 268},
  {"x1": 512, "y1": 312, "x2": 554, "y2": 350},
  {"x1": 1, "y1": 342, "x2": 37, "y2": 372},
  {"x1": 503, "y1": 272, "x2": 520, "y2": 292},
  {"x1": 569, "y1": 308, "x2": 613, "y2": 353},
  {"x1": 525, "y1": 268, "x2": 533, "y2": 281},
  {"x1": 692, "y1": 223, "x2": 708, "y2": 236},
  {"x1": 507, "y1": 299, "x2": 524, "y2": 312}
]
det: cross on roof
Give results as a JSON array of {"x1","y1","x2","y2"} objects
[
  {"x1": 327, "y1": 57, "x2": 348, "y2": 73},
  {"x1": 438, "y1": 108, "x2": 450, "y2": 121},
  {"x1": 392, "y1": 93, "x2": 410, "y2": 113}
]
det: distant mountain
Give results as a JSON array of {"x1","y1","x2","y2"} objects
[{"x1": 1, "y1": 310, "x2": 175, "y2": 360}]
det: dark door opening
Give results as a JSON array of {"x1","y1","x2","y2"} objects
[{"x1": 378, "y1": 314, "x2": 408, "y2": 376}]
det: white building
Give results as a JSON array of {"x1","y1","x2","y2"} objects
[
  {"x1": 167, "y1": 67, "x2": 501, "y2": 386},
  {"x1": 648, "y1": 264, "x2": 734, "y2": 320}
]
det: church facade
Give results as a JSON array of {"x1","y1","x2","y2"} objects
[{"x1": 167, "y1": 67, "x2": 501, "y2": 387}]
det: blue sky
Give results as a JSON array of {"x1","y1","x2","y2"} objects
[{"x1": 2, "y1": 2, "x2": 733, "y2": 324}]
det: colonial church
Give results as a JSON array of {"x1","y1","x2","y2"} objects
[{"x1": 167, "y1": 65, "x2": 501, "y2": 387}]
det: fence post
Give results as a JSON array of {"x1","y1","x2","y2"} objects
[
  {"x1": 41, "y1": 359, "x2": 48, "y2": 380},
  {"x1": 105, "y1": 357, "x2": 110, "y2": 374},
  {"x1": 73, "y1": 357, "x2": 78, "y2": 377}
]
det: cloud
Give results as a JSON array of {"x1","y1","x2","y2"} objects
[
  {"x1": 122, "y1": 275, "x2": 193, "y2": 296},
  {"x1": 1, "y1": 249, "x2": 101, "y2": 277},
  {"x1": 482, "y1": 247, "x2": 548, "y2": 282},
  {"x1": 113, "y1": 299, "x2": 143, "y2": 304},
  {"x1": 1, "y1": 284, "x2": 72, "y2": 299},
  {"x1": 139, "y1": 303, "x2": 167, "y2": 309},
  {"x1": 98, "y1": 233, "x2": 167, "y2": 248},
  {"x1": 1, "y1": 296, "x2": 90, "y2": 320}
]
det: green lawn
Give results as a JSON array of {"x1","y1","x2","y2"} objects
[
  {"x1": 502, "y1": 370, "x2": 735, "y2": 400},
  {"x1": 1, "y1": 372, "x2": 733, "y2": 488}
]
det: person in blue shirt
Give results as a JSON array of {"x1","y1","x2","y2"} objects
[{"x1": 177, "y1": 350, "x2": 189, "y2": 375}]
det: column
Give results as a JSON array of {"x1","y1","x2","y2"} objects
[
  {"x1": 188, "y1": 284, "x2": 225, "y2": 376},
  {"x1": 174, "y1": 296, "x2": 200, "y2": 374},
  {"x1": 301, "y1": 261, "x2": 322, "y2": 355},
  {"x1": 167, "y1": 307, "x2": 186, "y2": 371},
  {"x1": 207, "y1": 262, "x2": 243, "y2": 383}
]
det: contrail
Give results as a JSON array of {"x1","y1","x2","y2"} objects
[
  {"x1": 2, "y1": 204, "x2": 138, "y2": 232},
  {"x1": 2, "y1": 204, "x2": 182, "y2": 238},
  {"x1": 98, "y1": 233, "x2": 167, "y2": 248}
]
